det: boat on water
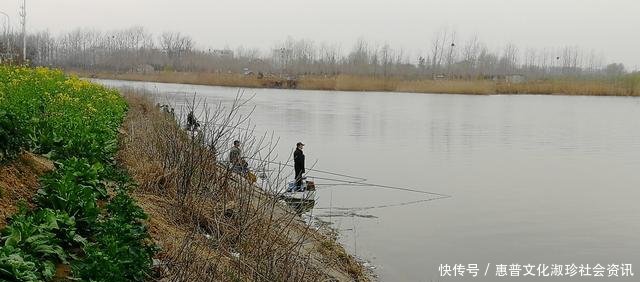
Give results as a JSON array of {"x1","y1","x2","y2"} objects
[
  {"x1": 281, "y1": 178, "x2": 316, "y2": 201},
  {"x1": 280, "y1": 179, "x2": 316, "y2": 213}
]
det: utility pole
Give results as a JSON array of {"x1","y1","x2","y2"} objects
[{"x1": 19, "y1": 0, "x2": 26, "y2": 62}]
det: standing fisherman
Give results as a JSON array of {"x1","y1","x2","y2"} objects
[{"x1": 294, "y1": 142, "x2": 305, "y2": 190}]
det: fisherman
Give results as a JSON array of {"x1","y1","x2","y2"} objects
[
  {"x1": 229, "y1": 140, "x2": 247, "y2": 174},
  {"x1": 186, "y1": 110, "x2": 200, "y2": 131},
  {"x1": 294, "y1": 142, "x2": 305, "y2": 190}
]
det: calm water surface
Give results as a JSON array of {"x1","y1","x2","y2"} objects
[{"x1": 97, "y1": 79, "x2": 640, "y2": 281}]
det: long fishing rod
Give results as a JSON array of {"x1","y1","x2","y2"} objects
[
  {"x1": 246, "y1": 151, "x2": 451, "y2": 198},
  {"x1": 250, "y1": 160, "x2": 451, "y2": 198},
  {"x1": 245, "y1": 157, "x2": 367, "y2": 182},
  {"x1": 310, "y1": 178, "x2": 451, "y2": 198},
  {"x1": 303, "y1": 176, "x2": 367, "y2": 185},
  {"x1": 199, "y1": 121, "x2": 256, "y2": 133},
  {"x1": 315, "y1": 195, "x2": 451, "y2": 212}
]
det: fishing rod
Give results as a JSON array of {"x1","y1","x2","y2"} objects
[
  {"x1": 245, "y1": 157, "x2": 367, "y2": 182},
  {"x1": 199, "y1": 121, "x2": 257, "y2": 133},
  {"x1": 314, "y1": 195, "x2": 451, "y2": 212},
  {"x1": 304, "y1": 174, "x2": 453, "y2": 213},
  {"x1": 303, "y1": 176, "x2": 367, "y2": 185},
  {"x1": 311, "y1": 178, "x2": 451, "y2": 198},
  {"x1": 249, "y1": 160, "x2": 451, "y2": 198}
]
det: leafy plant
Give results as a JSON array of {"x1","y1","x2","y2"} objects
[
  {"x1": 73, "y1": 192, "x2": 156, "y2": 282},
  {"x1": 0, "y1": 66, "x2": 154, "y2": 281},
  {"x1": 0, "y1": 206, "x2": 85, "y2": 281},
  {"x1": 0, "y1": 247, "x2": 40, "y2": 282},
  {"x1": 0, "y1": 110, "x2": 26, "y2": 162}
]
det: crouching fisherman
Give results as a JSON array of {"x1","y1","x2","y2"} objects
[
  {"x1": 186, "y1": 110, "x2": 200, "y2": 131},
  {"x1": 229, "y1": 140, "x2": 249, "y2": 175}
]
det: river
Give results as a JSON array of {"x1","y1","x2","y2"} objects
[{"x1": 96, "y1": 79, "x2": 639, "y2": 281}]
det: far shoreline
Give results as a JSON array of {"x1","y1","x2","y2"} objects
[{"x1": 70, "y1": 70, "x2": 640, "y2": 97}]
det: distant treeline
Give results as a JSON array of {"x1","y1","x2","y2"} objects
[{"x1": 0, "y1": 26, "x2": 632, "y2": 79}]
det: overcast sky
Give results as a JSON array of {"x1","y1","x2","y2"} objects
[{"x1": 1, "y1": 0, "x2": 638, "y2": 69}]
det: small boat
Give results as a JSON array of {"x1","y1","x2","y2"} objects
[
  {"x1": 281, "y1": 179, "x2": 316, "y2": 201},
  {"x1": 280, "y1": 179, "x2": 316, "y2": 213}
]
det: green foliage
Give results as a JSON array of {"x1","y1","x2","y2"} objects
[
  {"x1": 74, "y1": 192, "x2": 156, "y2": 282},
  {"x1": 0, "y1": 66, "x2": 127, "y2": 163},
  {"x1": 36, "y1": 158, "x2": 108, "y2": 225},
  {"x1": 0, "y1": 66, "x2": 155, "y2": 281},
  {"x1": 36, "y1": 159, "x2": 106, "y2": 234},
  {"x1": 106, "y1": 191, "x2": 148, "y2": 223},
  {"x1": 0, "y1": 207, "x2": 84, "y2": 281},
  {"x1": 102, "y1": 165, "x2": 136, "y2": 188},
  {"x1": 0, "y1": 247, "x2": 40, "y2": 282},
  {"x1": 0, "y1": 110, "x2": 26, "y2": 163}
]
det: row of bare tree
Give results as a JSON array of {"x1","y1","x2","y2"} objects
[{"x1": 0, "y1": 26, "x2": 629, "y2": 79}]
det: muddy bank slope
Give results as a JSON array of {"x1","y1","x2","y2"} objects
[
  {"x1": 118, "y1": 91, "x2": 370, "y2": 281},
  {"x1": 0, "y1": 153, "x2": 54, "y2": 228}
]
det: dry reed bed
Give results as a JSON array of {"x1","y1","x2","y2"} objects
[
  {"x1": 75, "y1": 70, "x2": 640, "y2": 96},
  {"x1": 117, "y1": 91, "x2": 367, "y2": 281}
]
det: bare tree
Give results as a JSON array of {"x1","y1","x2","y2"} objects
[
  {"x1": 499, "y1": 43, "x2": 519, "y2": 74},
  {"x1": 160, "y1": 31, "x2": 193, "y2": 59},
  {"x1": 6, "y1": 25, "x2": 625, "y2": 79},
  {"x1": 461, "y1": 35, "x2": 481, "y2": 76}
]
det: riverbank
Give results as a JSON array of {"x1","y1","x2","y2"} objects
[
  {"x1": 0, "y1": 66, "x2": 370, "y2": 281},
  {"x1": 118, "y1": 89, "x2": 371, "y2": 281},
  {"x1": 71, "y1": 70, "x2": 640, "y2": 96}
]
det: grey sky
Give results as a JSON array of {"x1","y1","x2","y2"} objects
[{"x1": 1, "y1": 0, "x2": 638, "y2": 69}]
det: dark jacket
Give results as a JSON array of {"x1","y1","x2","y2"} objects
[{"x1": 294, "y1": 148, "x2": 305, "y2": 171}]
